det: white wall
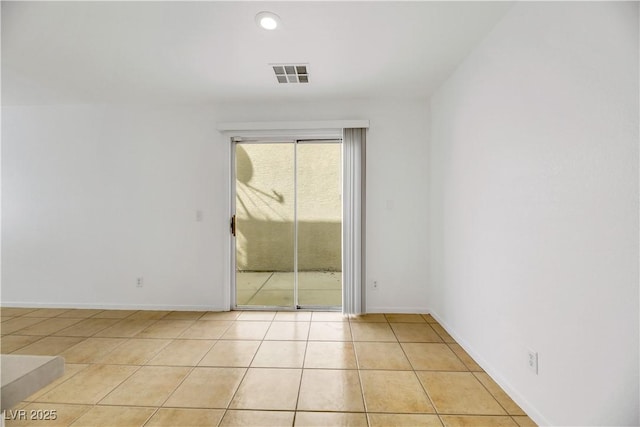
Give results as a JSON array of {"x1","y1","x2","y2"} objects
[
  {"x1": 2, "y1": 105, "x2": 227, "y2": 310},
  {"x1": 429, "y1": 2, "x2": 639, "y2": 426},
  {"x1": 2, "y1": 99, "x2": 430, "y2": 313}
]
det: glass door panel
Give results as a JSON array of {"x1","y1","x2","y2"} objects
[
  {"x1": 235, "y1": 143, "x2": 295, "y2": 308},
  {"x1": 297, "y1": 143, "x2": 342, "y2": 308}
]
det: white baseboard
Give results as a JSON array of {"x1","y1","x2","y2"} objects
[
  {"x1": 428, "y1": 309, "x2": 550, "y2": 427},
  {"x1": 365, "y1": 306, "x2": 429, "y2": 314},
  {"x1": 0, "y1": 301, "x2": 228, "y2": 312}
]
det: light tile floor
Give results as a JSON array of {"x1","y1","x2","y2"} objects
[
  {"x1": 0, "y1": 308, "x2": 538, "y2": 427},
  {"x1": 237, "y1": 272, "x2": 342, "y2": 307}
]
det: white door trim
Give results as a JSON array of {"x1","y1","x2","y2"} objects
[{"x1": 220, "y1": 122, "x2": 367, "y2": 312}]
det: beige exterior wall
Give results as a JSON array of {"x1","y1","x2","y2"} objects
[{"x1": 235, "y1": 143, "x2": 341, "y2": 271}]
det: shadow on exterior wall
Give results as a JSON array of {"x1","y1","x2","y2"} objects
[
  {"x1": 236, "y1": 219, "x2": 341, "y2": 272},
  {"x1": 235, "y1": 143, "x2": 342, "y2": 272}
]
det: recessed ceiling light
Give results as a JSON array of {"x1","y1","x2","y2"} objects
[{"x1": 256, "y1": 11, "x2": 280, "y2": 30}]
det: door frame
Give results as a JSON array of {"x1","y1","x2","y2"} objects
[{"x1": 219, "y1": 120, "x2": 369, "y2": 312}]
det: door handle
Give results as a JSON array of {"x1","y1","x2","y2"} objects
[{"x1": 230, "y1": 215, "x2": 236, "y2": 236}]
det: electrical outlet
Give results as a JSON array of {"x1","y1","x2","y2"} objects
[
  {"x1": 136, "y1": 277, "x2": 144, "y2": 288},
  {"x1": 372, "y1": 280, "x2": 379, "y2": 291},
  {"x1": 527, "y1": 349, "x2": 538, "y2": 374}
]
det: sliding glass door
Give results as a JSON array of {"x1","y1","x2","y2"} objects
[
  {"x1": 234, "y1": 142, "x2": 295, "y2": 307},
  {"x1": 233, "y1": 139, "x2": 342, "y2": 310},
  {"x1": 296, "y1": 143, "x2": 342, "y2": 307}
]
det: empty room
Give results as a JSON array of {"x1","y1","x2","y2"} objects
[{"x1": 1, "y1": 1, "x2": 638, "y2": 426}]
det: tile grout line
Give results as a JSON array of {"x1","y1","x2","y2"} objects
[
  {"x1": 350, "y1": 318, "x2": 372, "y2": 427},
  {"x1": 150, "y1": 334, "x2": 222, "y2": 418},
  {"x1": 386, "y1": 318, "x2": 442, "y2": 422},
  {"x1": 393, "y1": 324, "x2": 438, "y2": 407},
  {"x1": 219, "y1": 317, "x2": 274, "y2": 424},
  {"x1": 140, "y1": 407, "x2": 160, "y2": 427},
  {"x1": 427, "y1": 321, "x2": 473, "y2": 373},
  {"x1": 291, "y1": 317, "x2": 313, "y2": 427},
  {"x1": 31, "y1": 360, "x2": 145, "y2": 412},
  {"x1": 470, "y1": 370, "x2": 518, "y2": 418},
  {"x1": 158, "y1": 321, "x2": 231, "y2": 399}
]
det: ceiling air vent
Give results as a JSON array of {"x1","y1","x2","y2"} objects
[{"x1": 272, "y1": 64, "x2": 309, "y2": 83}]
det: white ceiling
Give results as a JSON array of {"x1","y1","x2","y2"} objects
[{"x1": 1, "y1": 1, "x2": 512, "y2": 105}]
